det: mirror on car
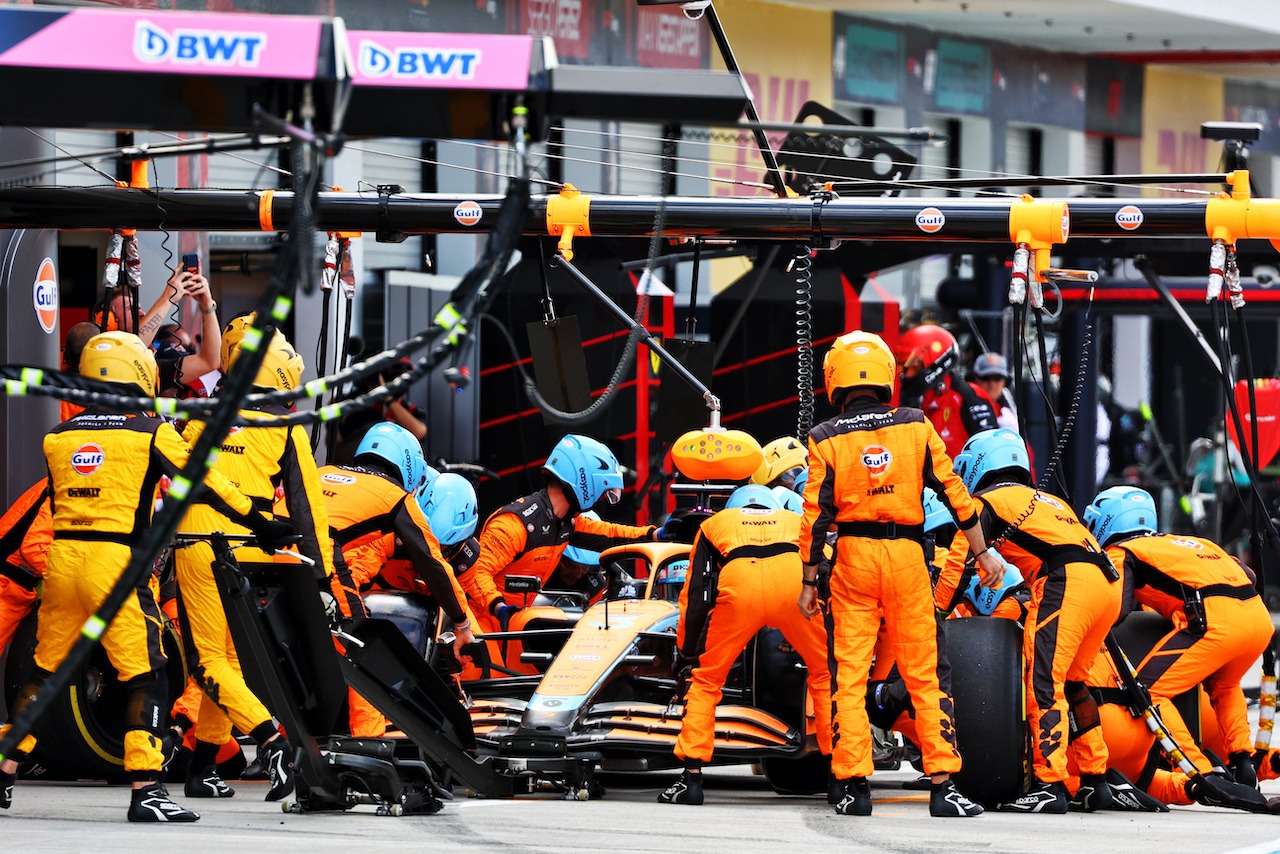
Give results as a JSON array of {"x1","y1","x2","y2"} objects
[{"x1": 505, "y1": 575, "x2": 542, "y2": 594}]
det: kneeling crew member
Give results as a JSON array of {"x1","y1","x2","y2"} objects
[
  {"x1": 949, "y1": 429, "x2": 1122, "y2": 813},
  {"x1": 659, "y1": 485, "x2": 833, "y2": 805},
  {"x1": 798, "y1": 332, "x2": 1001, "y2": 818},
  {"x1": 0, "y1": 332, "x2": 291, "y2": 822},
  {"x1": 1085, "y1": 486, "x2": 1274, "y2": 787}
]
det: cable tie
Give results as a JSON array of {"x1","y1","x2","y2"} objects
[
  {"x1": 168, "y1": 475, "x2": 192, "y2": 501},
  {"x1": 81, "y1": 615, "x2": 107, "y2": 640}
]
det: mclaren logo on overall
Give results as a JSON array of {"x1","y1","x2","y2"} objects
[
  {"x1": 72, "y1": 443, "x2": 105, "y2": 476},
  {"x1": 861, "y1": 445, "x2": 892, "y2": 476},
  {"x1": 135, "y1": 20, "x2": 267, "y2": 67},
  {"x1": 359, "y1": 39, "x2": 480, "y2": 80}
]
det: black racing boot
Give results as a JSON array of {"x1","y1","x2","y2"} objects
[
  {"x1": 1103, "y1": 769, "x2": 1168, "y2": 812},
  {"x1": 657, "y1": 770, "x2": 704, "y2": 805},
  {"x1": 184, "y1": 766, "x2": 235, "y2": 798},
  {"x1": 260, "y1": 739, "x2": 296, "y2": 803},
  {"x1": 827, "y1": 767, "x2": 842, "y2": 805},
  {"x1": 930, "y1": 778, "x2": 983, "y2": 817},
  {"x1": 0, "y1": 768, "x2": 14, "y2": 809},
  {"x1": 1068, "y1": 773, "x2": 1114, "y2": 812},
  {"x1": 127, "y1": 783, "x2": 200, "y2": 822},
  {"x1": 995, "y1": 780, "x2": 1069, "y2": 814},
  {"x1": 834, "y1": 777, "x2": 872, "y2": 816},
  {"x1": 1228, "y1": 751, "x2": 1259, "y2": 789}
]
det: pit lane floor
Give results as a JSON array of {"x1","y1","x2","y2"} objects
[{"x1": 1, "y1": 765, "x2": 1277, "y2": 854}]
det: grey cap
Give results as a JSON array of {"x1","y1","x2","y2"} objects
[{"x1": 973, "y1": 352, "x2": 1010, "y2": 379}]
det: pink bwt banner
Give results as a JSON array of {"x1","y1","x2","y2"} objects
[
  {"x1": 0, "y1": 9, "x2": 322, "y2": 78},
  {"x1": 349, "y1": 31, "x2": 533, "y2": 90}
]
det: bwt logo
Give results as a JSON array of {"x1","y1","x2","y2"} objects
[
  {"x1": 359, "y1": 40, "x2": 480, "y2": 81},
  {"x1": 134, "y1": 20, "x2": 267, "y2": 67},
  {"x1": 861, "y1": 444, "x2": 892, "y2": 476}
]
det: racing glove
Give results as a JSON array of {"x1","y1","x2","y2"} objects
[
  {"x1": 245, "y1": 513, "x2": 299, "y2": 553},
  {"x1": 1228, "y1": 751, "x2": 1259, "y2": 789},
  {"x1": 493, "y1": 604, "x2": 519, "y2": 632},
  {"x1": 653, "y1": 518, "x2": 682, "y2": 542}
]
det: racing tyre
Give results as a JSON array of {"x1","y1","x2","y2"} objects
[
  {"x1": 762, "y1": 752, "x2": 828, "y2": 796},
  {"x1": 945, "y1": 616, "x2": 1025, "y2": 807},
  {"x1": 3, "y1": 610, "x2": 187, "y2": 782}
]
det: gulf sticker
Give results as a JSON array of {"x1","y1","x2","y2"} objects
[
  {"x1": 453, "y1": 200, "x2": 482, "y2": 226},
  {"x1": 321, "y1": 472, "x2": 357, "y2": 486},
  {"x1": 1034, "y1": 492, "x2": 1064, "y2": 510},
  {"x1": 34, "y1": 257, "x2": 57, "y2": 334},
  {"x1": 861, "y1": 444, "x2": 892, "y2": 476},
  {"x1": 72, "y1": 443, "x2": 104, "y2": 476},
  {"x1": 915, "y1": 207, "x2": 945, "y2": 233},
  {"x1": 1170, "y1": 537, "x2": 1204, "y2": 550},
  {"x1": 1061, "y1": 208, "x2": 1070, "y2": 241},
  {"x1": 1115, "y1": 205, "x2": 1144, "y2": 231}
]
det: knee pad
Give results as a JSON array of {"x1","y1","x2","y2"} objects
[
  {"x1": 122, "y1": 670, "x2": 168, "y2": 736},
  {"x1": 1065, "y1": 680, "x2": 1101, "y2": 739}
]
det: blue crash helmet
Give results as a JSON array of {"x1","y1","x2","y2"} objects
[
  {"x1": 922, "y1": 487, "x2": 953, "y2": 533},
  {"x1": 727, "y1": 484, "x2": 780, "y2": 510},
  {"x1": 963, "y1": 555, "x2": 1024, "y2": 616},
  {"x1": 543, "y1": 434, "x2": 624, "y2": 512},
  {"x1": 953, "y1": 429, "x2": 1031, "y2": 493},
  {"x1": 771, "y1": 486, "x2": 803, "y2": 515},
  {"x1": 355, "y1": 422, "x2": 428, "y2": 494},
  {"x1": 562, "y1": 511, "x2": 602, "y2": 565},
  {"x1": 1083, "y1": 486, "x2": 1158, "y2": 547},
  {"x1": 416, "y1": 472, "x2": 477, "y2": 547}
]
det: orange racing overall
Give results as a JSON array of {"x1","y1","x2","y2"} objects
[
  {"x1": 674, "y1": 507, "x2": 832, "y2": 764},
  {"x1": 0, "y1": 479, "x2": 51, "y2": 656},
  {"x1": 800, "y1": 396, "x2": 979, "y2": 781},
  {"x1": 944, "y1": 485, "x2": 1121, "y2": 785}
]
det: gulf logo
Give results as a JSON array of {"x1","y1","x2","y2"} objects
[
  {"x1": 1170, "y1": 537, "x2": 1204, "y2": 550},
  {"x1": 915, "y1": 207, "x2": 945, "y2": 233},
  {"x1": 861, "y1": 444, "x2": 892, "y2": 476},
  {"x1": 1034, "y1": 492, "x2": 1064, "y2": 510},
  {"x1": 453, "y1": 200, "x2": 482, "y2": 226},
  {"x1": 321, "y1": 472, "x2": 357, "y2": 486},
  {"x1": 1115, "y1": 205, "x2": 1144, "y2": 231},
  {"x1": 71, "y1": 443, "x2": 104, "y2": 476},
  {"x1": 33, "y1": 257, "x2": 57, "y2": 334}
]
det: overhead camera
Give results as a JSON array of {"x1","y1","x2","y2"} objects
[
  {"x1": 1200, "y1": 121, "x2": 1262, "y2": 143},
  {"x1": 636, "y1": 0, "x2": 711, "y2": 20}
]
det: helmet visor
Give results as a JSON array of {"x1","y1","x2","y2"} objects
[
  {"x1": 604, "y1": 487, "x2": 622, "y2": 505},
  {"x1": 775, "y1": 466, "x2": 805, "y2": 491}
]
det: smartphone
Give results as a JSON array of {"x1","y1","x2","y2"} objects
[{"x1": 181, "y1": 253, "x2": 199, "y2": 275}]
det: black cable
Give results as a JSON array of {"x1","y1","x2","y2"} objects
[
  {"x1": 1033, "y1": 309, "x2": 1061, "y2": 497},
  {"x1": 1012, "y1": 301, "x2": 1027, "y2": 439},
  {"x1": 793, "y1": 244, "x2": 814, "y2": 439},
  {"x1": 686, "y1": 239, "x2": 701, "y2": 338}
]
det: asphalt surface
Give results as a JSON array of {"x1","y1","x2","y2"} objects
[{"x1": 2, "y1": 765, "x2": 1279, "y2": 854}]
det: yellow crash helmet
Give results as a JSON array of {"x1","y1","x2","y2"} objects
[
  {"x1": 219, "y1": 312, "x2": 257, "y2": 371},
  {"x1": 751, "y1": 436, "x2": 808, "y2": 487},
  {"x1": 824, "y1": 331, "x2": 895, "y2": 404},
  {"x1": 227, "y1": 330, "x2": 304, "y2": 391},
  {"x1": 80, "y1": 331, "x2": 157, "y2": 395},
  {"x1": 671, "y1": 428, "x2": 763, "y2": 482}
]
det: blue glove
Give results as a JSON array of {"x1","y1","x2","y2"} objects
[
  {"x1": 493, "y1": 604, "x2": 519, "y2": 632},
  {"x1": 653, "y1": 518, "x2": 682, "y2": 542}
]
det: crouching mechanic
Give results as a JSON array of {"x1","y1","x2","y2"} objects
[
  {"x1": 310, "y1": 422, "x2": 474, "y2": 735},
  {"x1": 0, "y1": 332, "x2": 293, "y2": 822},
  {"x1": 1084, "y1": 486, "x2": 1274, "y2": 788},
  {"x1": 173, "y1": 331, "x2": 323, "y2": 802},
  {"x1": 948, "y1": 429, "x2": 1122, "y2": 813},
  {"x1": 798, "y1": 332, "x2": 1002, "y2": 818},
  {"x1": 659, "y1": 485, "x2": 833, "y2": 805},
  {"x1": 460, "y1": 434, "x2": 665, "y2": 634}
]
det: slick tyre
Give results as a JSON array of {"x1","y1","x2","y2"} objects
[
  {"x1": 3, "y1": 611, "x2": 187, "y2": 782},
  {"x1": 945, "y1": 616, "x2": 1025, "y2": 807}
]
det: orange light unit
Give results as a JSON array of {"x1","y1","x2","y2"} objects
[
  {"x1": 1008, "y1": 195, "x2": 1069, "y2": 283},
  {"x1": 546, "y1": 184, "x2": 591, "y2": 261}
]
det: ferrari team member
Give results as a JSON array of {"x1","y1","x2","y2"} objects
[
  {"x1": 895, "y1": 325, "x2": 996, "y2": 459},
  {"x1": 459, "y1": 434, "x2": 663, "y2": 633},
  {"x1": 313, "y1": 422, "x2": 475, "y2": 735},
  {"x1": 659, "y1": 485, "x2": 833, "y2": 806},
  {"x1": 947, "y1": 429, "x2": 1122, "y2": 813},
  {"x1": 0, "y1": 479, "x2": 52, "y2": 657},
  {"x1": 798, "y1": 331, "x2": 1001, "y2": 818},
  {"x1": 0, "y1": 331, "x2": 292, "y2": 822},
  {"x1": 173, "y1": 331, "x2": 324, "y2": 802},
  {"x1": 1084, "y1": 486, "x2": 1274, "y2": 787},
  {"x1": 750, "y1": 436, "x2": 808, "y2": 494}
]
